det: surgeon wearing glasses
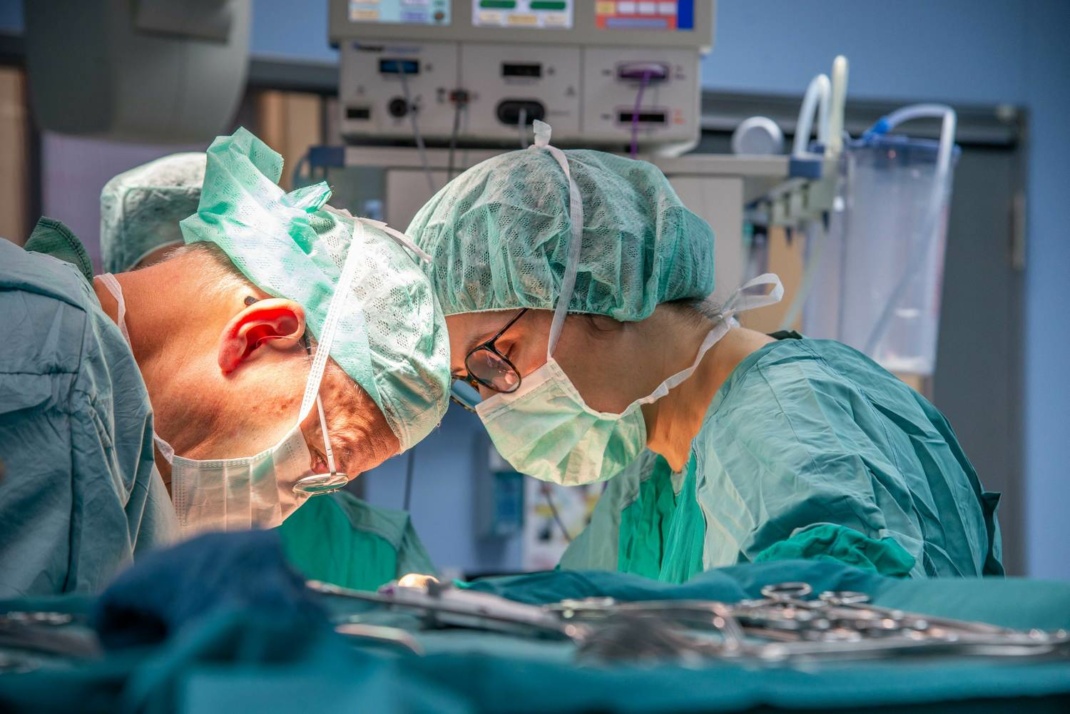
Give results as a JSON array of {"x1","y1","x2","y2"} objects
[
  {"x1": 411, "y1": 121, "x2": 1003, "y2": 583},
  {"x1": 451, "y1": 309, "x2": 527, "y2": 404}
]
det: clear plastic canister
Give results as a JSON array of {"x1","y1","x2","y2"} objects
[
  {"x1": 801, "y1": 174, "x2": 848, "y2": 342},
  {"x1": 831, "y1": 135, "x2": 958, "y2": 375}
]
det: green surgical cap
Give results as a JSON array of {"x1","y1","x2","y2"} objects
[
  {"x1": 407, "y1": 147, "x2": 715, "y2": 321},
  {"x1": 100, "y1": 153, "x2": 206, "y2": 274},
  {"x1": 180, "y1": 128, "x2": 450, "y2": 451}
]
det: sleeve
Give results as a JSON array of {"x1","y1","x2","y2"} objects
[
  {"x1": 702, "y1": 353, "x2": 931, "y2": 579},
  {"x1": 732, "y1": 442, "x2": 926, "y2": 578},
  {"x1": 0, "y1": 290, "x2": 81, "y2": 596},
  {"x1": 753, "y1": 523, "x2": 916, "y2": 577},
  {"x1": 65, "y1": 297, "x2": 168, "y2": 591},
  {"x1": 0, "y1": 268, "x2": 167, "y2": 597}
]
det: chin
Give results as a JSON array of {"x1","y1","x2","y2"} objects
[
  {"x1": 348, "y1": 428, "x2": 402, "y2": 476},
  {"x1": 345, "y1": 455, "x2": 386, "y2": 479}
]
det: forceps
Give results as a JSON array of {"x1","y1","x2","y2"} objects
[
  {"x1": 308, "y1": 580, "x2": 591, "y2": 642},
  {"x1": 818, "y1": 591, "x2": 1013, "y2": 636},
  {"x1": 549, "y1": 598, "x2": 748, "y2": 652},
  {"x1": 739, "y1": 583, "x2": 824, "y2": 615}
]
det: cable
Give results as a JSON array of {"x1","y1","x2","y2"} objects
[
  {"x1": 543, "y1": 487, "x2": 572, "y2": 543},
  {"x1": 629, "y1": 70, "x2": 653, "y2": 159},
  {"x1": 517, "y1": 107, "x2": 528, "y2": 149},
  {"x1": 291, "y1": 153, "x2": 310, "y2": 189},
  {"x1": 446, "y1": 89, "x2": 468, "y2": 182},
  {"x1": 447, "y1": 102, "x2": 461, "y2": 182},
  {"x1": 403, "y1": 448, "x2": 416, "y2": 512},
  {"x1": 398, "y1": 70, "x2": 436, "y2": 194}
]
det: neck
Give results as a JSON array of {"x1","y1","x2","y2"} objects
[
  {"x1": 93, "y1": 268, "x2": 226, "y2": 484},
  {"x1": 642, "y1": 326, "x2": 774, "y2": 472}
]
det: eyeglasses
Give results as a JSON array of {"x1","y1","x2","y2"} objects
[{"x1": 450, "y1": 309, "x2": 528, "y2": 413}]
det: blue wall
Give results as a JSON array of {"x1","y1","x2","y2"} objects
[
  {"x1": 702, "y1": 1, "x2": 1030, "y2": 103},
  {"x1": 250, "y1": 0, "x2": 336, "y2": 62},
  {"x1": 1015, "y1": 1, "x2": 1070, "y2": 581},
  {"x1": 4, "y1": 0, "x2": 1068, "y2": 577},
  {"x1": 0, "y1": 1, "x2": 21, "y2": 33}
]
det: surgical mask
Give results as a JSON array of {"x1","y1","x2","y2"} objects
[
  {"x1": 96, "y1": 225, "x2": 367, "y2": 536},
  {"x1": 476, "y1": 124, "x2": 783, "y2": 485}
]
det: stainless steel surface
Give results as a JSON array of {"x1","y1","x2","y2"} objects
[{"x1": 334, "y1": 622, "x2": 425, "y2": 655}]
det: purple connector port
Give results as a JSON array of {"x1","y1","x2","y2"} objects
[{"x1": 616, "y1": 62, "x2": 670, "y2": 82}]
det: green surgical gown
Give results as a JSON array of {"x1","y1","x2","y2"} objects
[
  {"x1": 561, "y1": 334, "x2": 1002, "y2": 581},
  {"x1": 279, "y1": 490, "x2": 437, "y2": 591},
  {"x1": 0, "y1": 226, "x2": 179, "y2": 597}
]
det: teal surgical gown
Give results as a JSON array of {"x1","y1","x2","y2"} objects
[
  {"x1": 561, "y1": 334, "x2": 1003, "y2": 582},
  {"x1": 0, "y1": 225, "x2": 179, "y2": 597}
]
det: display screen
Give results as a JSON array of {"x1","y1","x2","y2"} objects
[
  {"x1": 349, "y1": 0, "x2": 451, "y2": 26},
  {"x1": 595, "y1": 0, "x2": 694, "y2": 31},
  {"x1": 471, "y1": 0, "x2": 574, "y2": 29}
]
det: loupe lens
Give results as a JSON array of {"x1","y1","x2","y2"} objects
[
  {"x1": 466, "y1": 349, "x2": 520, "y2": 392},
  {"x1": 294, "y1": 472, "x2": 349, "y2": 496},
  {"x1": 450, "y1": 380, "x2": 482, "y2": 410}
]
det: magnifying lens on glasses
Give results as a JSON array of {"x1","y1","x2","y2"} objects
[{"x1": 450, "y1": 380, "x2": 483, "y2": 413}]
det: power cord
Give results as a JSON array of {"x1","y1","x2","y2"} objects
[
  {"x1": 447, "y1": 89, "x2": 469, "y2": 182},
  {"x1": 629, "y1": 70, "x2": 654, "y2": 159},
  {"x1": 398, "y1": 70, "x2": 436, "y2": 194},
  {"x1": 543, "y1": 487, "x2": 572, "y2": 543},
  {"x1": 403, "y1": 448, "x2": 416, "y2": 512}
]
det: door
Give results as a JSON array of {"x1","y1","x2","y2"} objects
[{"x1": 934, "y1": 146, "x2": 1025, "y2": 574}]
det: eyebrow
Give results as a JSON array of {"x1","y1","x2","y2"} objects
[
  {"x1": 465, "y1": 309, "x2": 528, "y2": 357},
  {"x1": 464, "y1": 331, "x2": 497, "y2": 357},
  {"x1": 460, "y1": 320, "x2": 512, "y2": 362}
]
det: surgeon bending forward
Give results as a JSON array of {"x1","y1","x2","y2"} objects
[
  {"x1": 408, "y1": 121, "x2": 1002, "y2": 581},
  {"x1": 0, "y1": 128, "x2": 450, "y2": 596}
]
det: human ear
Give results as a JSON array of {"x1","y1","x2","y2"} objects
[{"x1": 217, "y1": 299, "x2": 307, "y2": 374}]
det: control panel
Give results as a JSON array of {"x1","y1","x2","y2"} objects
[
  {"x1": 332, "y1": 0, "x2": 713, "y2": 152},
  {"x1": 339, "y1": 42, "x2": 460, "y2": 139}
]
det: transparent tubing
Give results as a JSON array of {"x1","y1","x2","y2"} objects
[
  {"x1": 780, "y1": 73, "x2": 832, "y2": 330},
  {"x1": 860, "y1": 104, "x2": 956, "y2": 356},
  {"x1": 826, "y1": 56, "x2": 849, "y2": 158},
  {"x1": 792, "y1": 74, "x2": 831, "y2": 157}
]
